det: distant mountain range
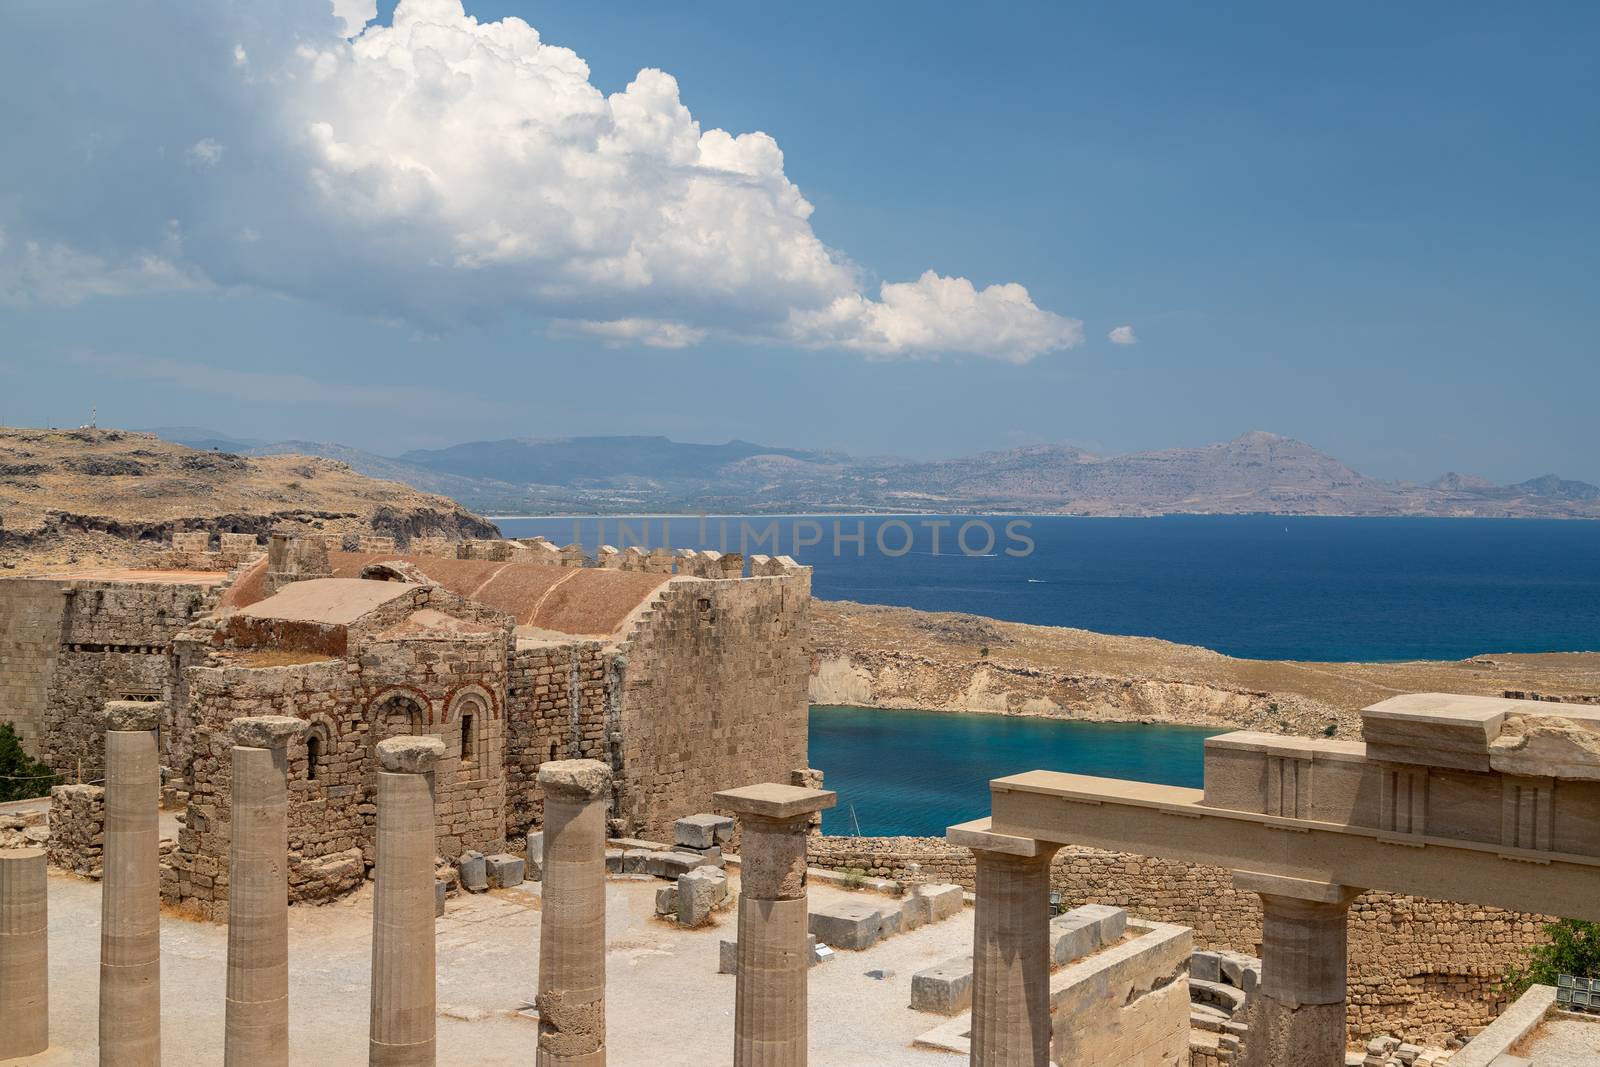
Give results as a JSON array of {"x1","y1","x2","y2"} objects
[{"x1": 142, "y1": 427, "x2": 1600, "y2": 518}]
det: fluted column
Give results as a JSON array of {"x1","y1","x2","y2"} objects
[
  {"x1": 968, "y1": 841, "x2": 1060, "y2": 1067},
  {"x1": 1234, "y1": 871, "x2": 1362, "y2": 1067},
  {"x1": 100, "y1": 700, "x2": 162, "y2": 1067},
  {"x1": 369, "y1": 736, "x2": 445, "y2": 1067},
  {"x1": 536, "y1": 759, "x2": 612, "y2": 1067},
  {"x1": 226, "y1": 716, "x2": 306, "y2": 1067},
  {"x1": 715, "y1": 782, "x2": 837, "y2": 1067},
  {"x1": 0, "y1": 846, "x2": 49, "y2": 1059}
]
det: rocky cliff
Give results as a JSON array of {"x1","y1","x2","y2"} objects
[{"x1": 810, "y1": 600, "x2": 1600, "y2": 736}]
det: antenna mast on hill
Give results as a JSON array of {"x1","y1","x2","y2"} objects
[{"x1": 82, "y1": 406, "x2": 97, "y2": 429}]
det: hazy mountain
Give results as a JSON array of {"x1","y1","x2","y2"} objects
[{"x1": 140, "y1": 428, "x2": 1600, "y2": 518}]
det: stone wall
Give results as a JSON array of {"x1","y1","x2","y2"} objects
[
  {"x1": 806, "y1": 835, "x2": 1545, "y2": 1046},
  {"x1": 504, "y1": 641, "x2": 610, "y2": 836},
  {"x1": 613, "y1": 573, "x2": 810, "y2": 840},
  {"x1": 46, "y1": 783, "x2": 105, "y2": 878},
  {"x1": 0, "y1": 576, "x2": 66, "y2": 754}
]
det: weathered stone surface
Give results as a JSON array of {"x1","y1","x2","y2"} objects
[
  {"x1": 674, "y1": 813, "x2": 734, "y2": 850},
  {"x1": 903, "y1": 882, "x2": 964, "y2": 929},
  {"x1": 642, "y1": 850, "x2": 719, "y2": 879},
  {"x1": 229, "y1": 715, "x2": 306, "y2": 749},
  {"x1": 676, "y1": 866, "x2": 729, "y2": 927},
  {"x1": 458, "y1": 851, "x2": 488, "y2": 893},
  {"x1": 1050, "y1": 904, "x2": 1126, "y2": 966},
  {"x1": 910, "y1": 955, "x2": 974, "y2": 1015},
  {"x1": 655, "y1": 884, "x2": 678, "y2": 917},
  {"x1": 808, "y1": 898, "x2": 895, "y2": 951},
  {"x1": 289, "y1": 848, "x2": 364, "y2": 903},
  {"x1": 376, "y1": 735, "x2": 445, "y2": 773},
  {"x1": 485, "y1": 853, "x2": 524, "y2": 889},
  {"x1": 714, "y1": 782, "x2": 836, "y2": 821},
  {"x1": 434, "y1": 879, "x2": 447, "y2": 917},
  {"x1": 537, "y1": 758, "x2": 611, "y2": 801},
  {"x1": 604, "y1": 848, "x2": 624, "y2": 874},
  {"x1": 104, "y1": 700, "x2": 160, "y2": 732}
]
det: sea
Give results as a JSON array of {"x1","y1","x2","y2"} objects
[
  {"x1": 495, "y1": 514, "x2": 1600, "y2": 662},
  {"x1": 495, "y1": 514, "x2": 1600, "y2": 834}
]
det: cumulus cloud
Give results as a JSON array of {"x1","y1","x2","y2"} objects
[
  {"x1": 0, "y1": 0, "x2": 1081, "y2": 363},
  {"x1": 1108, "y1": 325, "x2": 1138, "y2": 345}
]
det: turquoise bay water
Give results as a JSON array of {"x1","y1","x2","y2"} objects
[{"x1": 809, "y1": 704, "x2": 1221, "y2": 836}]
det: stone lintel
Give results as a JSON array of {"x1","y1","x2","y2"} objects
[
  {"x1": 946, "y1": 818, "x2": 1041, "y2": 857},
  {"x1": 714, "y1": 782, "x2": 836, "y2": 821},
  {"x1": 104, "y1": 700, "x2": 160, "y2": 732},
  {"x1": 230, "y1": 715, "x2": 307, "y2": 749},
  {"x1": 1232, "y1": 870, "x2": 1363, "y2": 905},
  {"x1": 537, "y1": 758, "x2": 611, "y2": 800},
  {"x1": 376, "y1": 735, "x2": 446, "y2": 773}
]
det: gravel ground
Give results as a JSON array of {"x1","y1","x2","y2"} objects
[{"x1": 12, "y1": 868, "x2": 973, "y2": 1066}]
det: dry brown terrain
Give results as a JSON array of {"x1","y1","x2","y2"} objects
[
  {"x1": 0, "y1": 427, "x2": 497, "y2": 569},
  {"x1": 812, "y1": 600, "x2": 1600, "y2": 737}
]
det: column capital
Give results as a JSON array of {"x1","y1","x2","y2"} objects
[
  {"x1": 231, "y1": 716, "x2": 306, "y2": 750},
  {"x1": 538, "y1": 758, "x2": 612, "y2": 801},
  {"x1": 1232, "y1": 870, "x2": 1363, "y2": 906},
  {"x1": 104, "y1": 700, "x2": 160, "y2": 732},
  {"x1": 376, "y1": 735, "x2": 445, "y2": 774},
  {"x1": 715, "y1": 782, "x2": 836, "y2": 823},
  {"x1": 948, "y1": 818, "x2": 1048, "y2": 858}
]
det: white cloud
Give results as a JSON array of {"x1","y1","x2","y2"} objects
[
  {"x1": 0, "y1": 229, "x2": 205, "y2": 308},
  {"x1": 1108, "y1": 325, "x2": 1138, "y2": 345},
  {"x1": 0, "y1": 0, "x2": 1082, "y2": 364},
  {"x1": 187, "y1": 139, "x2": 225, "y2": 167}
]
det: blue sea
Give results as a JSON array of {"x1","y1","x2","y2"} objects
[{"x1": 495, "y1": 514, "x2": 1600, "y2": 662}]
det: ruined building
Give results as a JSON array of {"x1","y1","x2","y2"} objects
[{"x1": 0, "y1": 533, "x2": 811, "y2": 916}]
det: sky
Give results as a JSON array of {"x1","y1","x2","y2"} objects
[{"x1": 1, "y1": 1, "x2": 1597, "y2": 484}]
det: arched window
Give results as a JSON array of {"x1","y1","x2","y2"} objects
[
  {"x1": 460, "y1": 710, "x2": 475, "y2": 766},
  {"x1": 306, "y1": 733, "x2": 322, "y2": 780},
  {"x1": 372, "y1": 693, "x2": 427, "y2": 739}
]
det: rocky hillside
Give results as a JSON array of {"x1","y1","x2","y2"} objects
[
  {"x1": 0, "y1": 427, "x2": 498, "y2": 569},
  {"x1": 163, "y1": 428, "x2": 1600, "y2": 518},
  {"x1": 811, "y1": 600, "x2": 1600, "y2": 736}
]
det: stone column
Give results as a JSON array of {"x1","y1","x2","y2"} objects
[
  {"x1": 962, "y1": 829, "x2": 1060, "y2": 1067},
  {"x1": 369, "y1": 736, "x2": 446, "y2": 1067},
  {"x1": 714, "y1": 782, "x2": 837, "y2": 1067},
  {"x1": 0, "y1": 847, "x2": 49, "y2": 1059},
  {"x1": 1234, "y1": 871, "x2": 1363, "y2": 1067},
  {"x1": 100, "y1": 700, "x2": 163, "y2": 1067},
  {"x1": 536, "y1": 759, "x2": 613, "y2": 1067},
  {"x1": 225, "y1": 716, "x2": 306, "y2": 1067}
]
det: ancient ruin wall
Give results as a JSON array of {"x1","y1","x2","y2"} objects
[
  {"x1": 27, "y1": 579, "x2": 209, "y2": 776},
  {"x1": 807, "y1": 836, "x2": 1545, "y2": 1046},
  {"x1": 613, "y1": 574, "x2": 810, "y2": 840},
  {"x1": 0, "y1": 577, "x2": 66, "y2": 755},
  {"x1": 504, "y1": 641, "x2": 610, "y2": 836}
]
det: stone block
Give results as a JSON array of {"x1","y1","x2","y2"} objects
[
  {"x1": 458, "y1": 851, "x2": 488, "y2": 893},
  {"x1": 902, "y1": 883, "x2": 963, "y2": 929},
  {"x1": 605, "y1": 848, "x2": 625, "y2": 874},
  {"x1": 655, "y1": 884, "x2": 678, "y2": 917},
  {"x1": 1049, "y1": 904, "x2": 1126, "y2": 966},
  {"x1": 674, "y1": 813, "x2": 734, "y2": 850},
  {"x1": 485, "y1": 853, "x2": 524, "y2": 889},
  {"x1": 719, "y1": 939, "x2": 738, "y2": 974},
  {"x1": 910, "y1": 956, "x2": 974, "y2": 1015},
  {"x1": 435, "y1": 879, "x2": 447, "y2": 917},
  {"x1": 642, "y1": 851, "x2": 719, "y2": 879},
  {"x1": 676, "y1": 866, "x2": 729, "y2": 927},
  {"x1": 1216, "y1": 950, "x2": 1261, "y2": 993},
  {"x1": 808, "y1": 898, "x2": 894, "y2": 951}
]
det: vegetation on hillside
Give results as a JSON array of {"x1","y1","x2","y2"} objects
[{"x1": 0, "y1": 723, "x2": 57, "y2": 802}]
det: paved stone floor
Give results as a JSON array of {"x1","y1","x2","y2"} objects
[
  {"x1": 1515, "y1": 1012, "x2": 1600, "y2": 1065},
  {"x1": 12, "y1": 869, "x2": 973, "y2": 1066}
]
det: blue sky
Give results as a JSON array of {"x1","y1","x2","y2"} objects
[{"x1": 2, "y1": 1, "x2": 1596, "y2": 484}]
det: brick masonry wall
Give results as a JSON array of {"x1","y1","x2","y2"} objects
[
  {"x1": 807, "y1": 835, "x2": 1546, "y2": 1046},
  {"x1": 613, "y1": 574, "x2": 810, "y2": 841}
]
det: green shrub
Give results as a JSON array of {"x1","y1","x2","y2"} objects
[
  {"x1": 839, "y1": 867, "x2": 867, "y2": 890},
  {"x1": 0, "y1": 723, "x2": 58, "y2": 803},
  {"x1": 1502, "y1": 919, "x2": 1600, "y2": 997}
]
